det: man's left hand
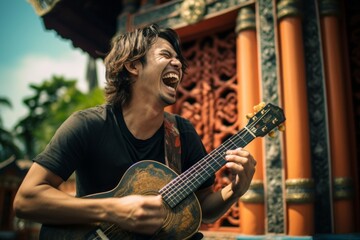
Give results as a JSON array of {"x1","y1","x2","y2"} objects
[{"x1": 225, "y1": 148, "x2": 256, "y2": 197}]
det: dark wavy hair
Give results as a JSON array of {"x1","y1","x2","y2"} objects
[{"x1": 104, "y1": 24, "x2": 188, "y2": 107}]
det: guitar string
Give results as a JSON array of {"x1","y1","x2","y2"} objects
[
  {"x1": 160, "y1": 108, "x2": 270, "y2": 205},
  {"x1": 93, "y1": 223, "x2": 128, "y2": 240},
  {"x1": 160, "y1": 128, "x2": 253, "y2": 206},
  {"x1": 163, "y1": 132, "x2": 251, "y2": 205},
  {"x1": 92, "y1": 107, "x2": 272, "y2": 238},
  {"x1": 89, "y1": 130, "x2": 252, "y2": 240},
  {"x1": 160, "y1": 129, "x2": 249, "y2": 200},
  {"x1": 160, "y1": 130, "x2": 250, "y2": 204}
]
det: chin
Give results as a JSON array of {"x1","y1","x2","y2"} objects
[{"x1": 161, "y1": 96, "x2": 176, "y2": 106}]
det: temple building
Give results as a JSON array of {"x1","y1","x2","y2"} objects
[{"x1": 2, "y1": 0, "x2": 359, "y2": 239}]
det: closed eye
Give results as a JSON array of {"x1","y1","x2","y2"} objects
[{"x1": 161, "y1": 50, "x2": 177, "y2": 59}]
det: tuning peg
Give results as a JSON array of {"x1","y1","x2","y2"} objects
[
  {"x1": 246, "y1": 113, "x2": 254, "y2": 119},
  {"x1": 278, "y1": 123, "x2": 285, "y2": 132},
  {"x1": 268, "y1": 130, "x2": 276, "y2": 138},
  {"x1": 253, "y1": 102, "x2": 266, "y2": 113},
  {"x1": 253, "y1": 105, "x2": 261, "y2": 113}
]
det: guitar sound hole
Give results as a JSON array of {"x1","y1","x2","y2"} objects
[
  {"x1": 162, "y1": 203, "x2": 174, "y2": 230},
  {"x1": 139, "y1": 191, "x2": 173, "y2": 227}
]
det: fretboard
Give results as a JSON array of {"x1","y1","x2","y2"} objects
[{"x1": 159, "y1": 127, "x2": 255, "y2": 208}]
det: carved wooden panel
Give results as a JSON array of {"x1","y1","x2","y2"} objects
[{"x1": 174, "y1": 29, "x2": 240, "y2": 231}]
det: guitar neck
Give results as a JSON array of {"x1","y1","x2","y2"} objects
[{"x1": 159, "y1": 127, "x2": 255, "y2": 208}]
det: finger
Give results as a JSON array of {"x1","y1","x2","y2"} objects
[
  {"x1": 226, "y1": 147, "x2": 243, "y2": 156},
  {"x1": 142, "y1": 196, "x2": 166, "y2": 218},
  {"x1": 225, "y1": 155, "x2": 256, "y2": 178},
  {"x1": 225, "y1": 161, "x2": 244, "y2": 171},
  {"x1": 225, "y1": 153, "x2": 248, "y2": 167},
  {"x1": 142, "y1": 195, "x2": 163, "y2": 208},
  {"x1": 229, "y1": 149, "x2": 256, "y2": 168}
]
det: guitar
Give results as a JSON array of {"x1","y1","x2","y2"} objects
[{"x1": 39, "y1": 103, "x2": 285, "y2": 240}]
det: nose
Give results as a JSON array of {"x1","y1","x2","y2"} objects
[{"x1": 170, "y1": 57, "x2": 182, "y2": 70}]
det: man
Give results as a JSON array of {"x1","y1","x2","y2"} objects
[{"x1": 14, "y1": 24, "x2": 256, "y2": 239}]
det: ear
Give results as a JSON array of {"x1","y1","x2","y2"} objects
[{"x1": 124, "y1": 61, "x2": 140, "y2": 76}]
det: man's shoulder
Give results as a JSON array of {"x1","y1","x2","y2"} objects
[
  {"x1": 74, "y1": 104, "x2": 113, "y2": 122},
  {"x1": 63, "y1": 104, "x2": 116, "y2": 132},
  {"x1": 172, "y1": 114, "x2": 196, "y2": 132}
]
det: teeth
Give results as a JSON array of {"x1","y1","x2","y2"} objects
[
  {"x1": 163, "y1": 73, "x2": 179, "y2": 83},
  {"x1": 162, "y1": 73, "x2": 180, "y2": 90}
]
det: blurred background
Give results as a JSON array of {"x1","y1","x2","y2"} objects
[
  {"x1": 0, "y1": 0, "x2": 104, "y2": 128},
  {"x1": 0, "y1": 2, "x2": 106, "y2": 238},
  {"x1": 0, "y1": 0, "x2": 359, "y2": 239},
  {"x1": 0, "y1": 0, "x2": 106, "y2": 159}
]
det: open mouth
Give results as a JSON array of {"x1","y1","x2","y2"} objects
[{"x1": 162, "y1": 73, "x2": 180, "y2": 90}]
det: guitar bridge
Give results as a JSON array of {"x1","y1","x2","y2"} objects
[{"x1": 85, "y1": 228, "x2": 109, "y2": 240}]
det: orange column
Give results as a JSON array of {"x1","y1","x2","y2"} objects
[
  {"x1": 236, "y1": 7, "x2": 264, "y2": 234},
  {"x1": 277, "y1": 0, "x2": 314, "y2": 235},
  {"x1": 319, "y1": 0, "x2": 355, "y2": 233}
]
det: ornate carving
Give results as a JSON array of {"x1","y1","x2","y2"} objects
[
  {"x1": 302, "y1": 0, "x2": 332, "y2": 233},
  {"x1": 236, "y1": 7, "x2": 256, "y2": 34},
  {"x1": 176, "y1": 30, "x2": 238, "y2": 153},
  {"x1": 131, "y1": 0, "x2": 255, "y2": 29},
  {"x1": 133, "y1": 2, "x2": 182, "y2": 27},
  {"x1": 180, "y1": 0, "x2": 207, "y2": 24},
  {"x1": 240, "y1": 180, "x2": 264, "y2": 203},
  {"x1": 174, "y1": 29, "x2": 239, "y2": 230},
  {"x1": 318, "y1": 0, "x2": 340, "y2": 16},
  {"x1": 277, "y1": 0, "x2": 302, "y2": 20},
  {"x1": 333, "y1": 177, "x2": 354, "y2": 200},
  {"x1": 285, "y1": 178, "x2": 315, "y2": 203},
  {"x1": 258, "y1": 0, "x2": 285, "y2": 233}
]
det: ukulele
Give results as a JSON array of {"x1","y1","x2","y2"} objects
[{"x1": 39, "y1": 102, "x2": 285, "y2": 240}]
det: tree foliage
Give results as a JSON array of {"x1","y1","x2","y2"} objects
[
  {"x1": 14, "y1": 76, "x2": 104, "y2": 158},
  {"x1": 0, "y1": 97, "x2": 21, "y2": 161}
]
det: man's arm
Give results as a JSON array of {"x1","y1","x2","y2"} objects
[
  {"x1": 13, "y1": 163, "x2": 165, "y2": 235},
  {"x1": 196, "y1": 148, "x2": 256, "y2": 223}
]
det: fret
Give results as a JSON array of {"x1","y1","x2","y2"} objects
[
  {"x1": 204, "y1": 157, "x2": 217, "y2": 172},
  {"x1": 161, "y1": 130, "x2": 253, "y2": 208},
  {"x1": 160, "y1": 103, "x2": 285, "y2": 208},
  {"x1": 40, "y1": 103, "x2": 285, "y2": 239}
]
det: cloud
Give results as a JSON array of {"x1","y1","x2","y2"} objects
[
  {"x1": 0, "y1": 50, "x2": 106, "y2": 129},
  {"x1": 10, "y1": 50, "x2": 105, "y2": 92}
]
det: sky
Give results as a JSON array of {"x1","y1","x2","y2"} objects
[{"x1": 0, "y1": 0, "x2": 106, "y2": 129}]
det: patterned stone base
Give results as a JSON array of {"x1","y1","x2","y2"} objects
[{"x1": 201, "y1": 232, "x2": 360, "y2": 240}]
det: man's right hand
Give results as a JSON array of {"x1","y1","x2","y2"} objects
[{"x1": 106, "y1": 195, "x2": 165, "y2": 235}]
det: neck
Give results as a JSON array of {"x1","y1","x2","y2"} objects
[{"x1": 121, "y1": 101, "x2": 165, "y2": 140}]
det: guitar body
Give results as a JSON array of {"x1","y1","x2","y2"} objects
[
  {"x1": 40, "y1": 160, "x2": 202, "y2": 240},
  {"x1": 39, "y1": 103, "x2": 286, "y2": 240}
]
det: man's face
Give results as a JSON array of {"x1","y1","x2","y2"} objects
[{"x1": 135, "y1": 38, "x2": 183, "y2": 106}]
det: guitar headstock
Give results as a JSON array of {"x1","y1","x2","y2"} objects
[{"x1": 245, "y1": 102, "x2": 286, "y2": 137}]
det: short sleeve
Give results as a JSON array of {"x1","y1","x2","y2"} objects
[{"x1": 33, "y1": 109, "x2": 103, "y2": 181}]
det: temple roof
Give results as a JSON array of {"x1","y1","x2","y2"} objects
[
  {"x1": 28, "y1": 0, "x2": 244, "y2": 58},
  {"x1": 29, "y1": 0, "x2": 123, "y2": 58}
]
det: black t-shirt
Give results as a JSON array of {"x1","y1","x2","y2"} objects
[{"x1": 34, "y1": 104, "x2": 214, "y2": 197}]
